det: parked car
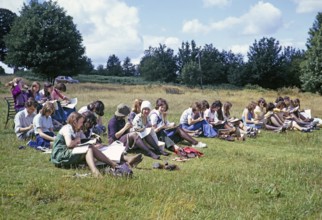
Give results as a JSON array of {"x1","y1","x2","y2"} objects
[{"x1": 55, "y1": 76, "x2": 79, "y2": 84}]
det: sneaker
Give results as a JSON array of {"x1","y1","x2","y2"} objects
[
  {"x1": 301, "y1": 128, "x2": 311, "y2": 133},
  {"x1": 36, "y1": 146, "x2": 47, "y2": 151},
  {"x1": 192, "y1": 142, "x2": 207, "y2": 148}
]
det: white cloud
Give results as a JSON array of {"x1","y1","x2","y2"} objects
[
  {"x1": 203, "y1": 0, "x2": 231, "y2": 8},
  {"x1": 241, "y1": 1, "x2": 283, "y2": 35},
  {"x1": 0, "y1": 62, "x2": 13, "y2": 74},
  {"x1": 229, "y1": 44, "x2": 249, "y2": 57},
  {"x1": 280, "y1": 39, "x2": 306, "y2": 50},
  {"x1": 293, "y1": 0, "x2": 322, "y2": 13},
  {"x1": 130, "y1": 36, "x2": 181, "y2": 65},
  {"x1": 182, "y1": 19, "x2": 209, "y2": 33},
  {"x1": 182, "y1": 1, "x2": 282, "y2": 36},
  {"x1": 55, "y1": 0, "x2": 143, "y2": 67},
  {"x1": 143, "y1": 35, "x2": 181, "y2": 50},
  {"x1": 0, "y1": 0, "x2": 26, "y2": 13},
  {"x1": 210, "y1": 17, "x2": 241, "y2": 30}
]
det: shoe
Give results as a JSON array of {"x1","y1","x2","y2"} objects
[
  {"x1": 192, "y1": 142, "x2": 207, "y2": 148},
  {"x1": 152, "y1": 162, "x2": 164, "y2": 169},
  {"x1": 301, "y1": 128, "x2": 311, "y2": 133},
  {"x1": 36, "y1": 146, "x2": 47, "y2": 151},
  {"x1": 149, "y1": 152, "x2": 160, "y2": 160},
  {"x1": 161, "y1": 151, "x2": 170, "y2": 156}
]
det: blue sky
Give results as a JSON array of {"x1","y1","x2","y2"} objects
[{"x1": 1, "y1": 0, "x2": 322, "y2": 72}]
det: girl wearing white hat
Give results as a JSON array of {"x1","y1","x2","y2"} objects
[{"x1": 132, "y1": 100, "x2": 170, "y2": 158}]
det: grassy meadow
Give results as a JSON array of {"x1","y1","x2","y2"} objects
[{"x1": 1, "y1": 75, "x2": 322, "y2": 219}]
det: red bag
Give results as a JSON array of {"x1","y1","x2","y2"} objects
[{"x1": 176, "y1": 147, "x2": 204, "y2": 158}]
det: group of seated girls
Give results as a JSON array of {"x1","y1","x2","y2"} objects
[
  {"x1": 9, "y1": 77, "x2": 321, "y2": 177},
  {"x1": 178, "y1": 96, "x2": 321, "y2": 141},
  {"x1": 242, "y1": 96, "x2": 320, "y2": 133}
]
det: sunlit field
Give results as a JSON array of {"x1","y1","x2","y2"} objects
[{"x1": 1, "y1": 75, "x2": 322, "y2": 219}]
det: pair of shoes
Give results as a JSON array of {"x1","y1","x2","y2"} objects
[
  {"x1": 152, "y1": 162, "x2": 179, "y2": 171},
  {"x1": 192, "y1": 142, "x2": 207, "y2": 148},
  {"x1": 247, "y1": 132, "x2": 257, "y2": 138}
]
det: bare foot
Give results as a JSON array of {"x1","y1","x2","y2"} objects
[{"x1": 128, "y1": 153, "x2": 143, "y2": 167}]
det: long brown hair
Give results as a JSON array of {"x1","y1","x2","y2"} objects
[
  {"x1": 132, "y1": 98, "x2": 143, "y2": 114},
  {"x1": 67, "y1": 112, "x2": 84, "y2": 131}
]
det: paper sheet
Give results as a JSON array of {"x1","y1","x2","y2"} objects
[{"x1": 61, "y1": 98, "x2": 78, "y2": 109}]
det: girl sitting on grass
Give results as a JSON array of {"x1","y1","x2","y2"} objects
[
  {"x1": 78, "y1": 100, "x2": 106, "y2": 135},
  {"x1": 6, "y1": 77, "x2": 30, "y2": 112},
  {"x1": 128, "y1": 98, "x2": 142, "y2": 123},
  {"x1": 179, "y1": 101, "x2": 207, "y2": 136},
  {"x1": 150, "y1": 98, "x2": 207, "y2": 150},
  {"x1": 108, "y1": 103, "x2": 159, "y2": 160},
  {"x1": 33, "y1": 102, "x2": 56, "y2": 148},
  {"x1": 51, "y1": 112, "x2": 118, "y2": 177},
  {"x1": 132, "y1": 100, "x2": 170, "y2": 157}
]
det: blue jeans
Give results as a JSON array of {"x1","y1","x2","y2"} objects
[{"x1": 181, "y1": 120, "x2": 207, "y2": 131}]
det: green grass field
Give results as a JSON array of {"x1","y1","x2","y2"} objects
[{"x1": 1, "y1": 75, "x2": 322, "y2": 219}]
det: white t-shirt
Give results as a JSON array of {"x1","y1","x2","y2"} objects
[
  {"x1": 33, "y1": 113, "x2": 53, "y2": 135},
  {"x1": 203, "y1": 108, "x2": 215, "y2": 122},
  {"x1": 179, "y1": 108, "x2": 193, "y2": 124}
]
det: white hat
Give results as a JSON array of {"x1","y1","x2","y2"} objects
[{"x1": 141, "y1": 100, "x2": 151, "y2": 111}]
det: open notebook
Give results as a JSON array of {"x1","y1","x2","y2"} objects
[{"x1": 72, "y1": 141, "x2": 125, "y2": 163}]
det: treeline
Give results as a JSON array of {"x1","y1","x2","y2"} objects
[
  {"x1": 91, "y1": 37, "x2": 304, "y2": 90},
  {"x1": 1, "y1": 1, "x2": 322, "y2": 94}
]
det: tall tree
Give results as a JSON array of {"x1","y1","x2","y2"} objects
[
  {"x1": 200, "y1": 44, "x2": 226, "y2": 85},
  {"x1": 180, "y1": 60, "x2": 200, "y2": 87},
  {"x1": 78, "y1": 56, "x2": 94, "y2": 74},
  {"x1": 177, "y1": 40, "x2": 199, "y2": 72},
  {"x1": 282, "y1": 46, "x2": 304, "y2": 88},
  {"x1": 106, "y1": 54, "x2": 122, "y2": 76},
  {"x1": 122, "y1": 57, "x2": 136, "y2": 76},
  {"x1": 300, "y1": 12, "x2": 322, "y2": 94},
  {"x1": 139, "y1": 44, "x2": 177, "y2": 82},
  {"x1": 0, "y1": 8, "x2": 17, "y2": 61},
  {"x1": 4, "y1": 1, "x2": 85, "y2": 81},
  {"x1": 96, "y1": 64, "x2": 105, "y2": 75},
  {"x1": 224, "y1": 50, "x2": 246, "y2": 86},
  {"x1": 246, "y1": 37, "x2": 286, "y2": 89}
]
